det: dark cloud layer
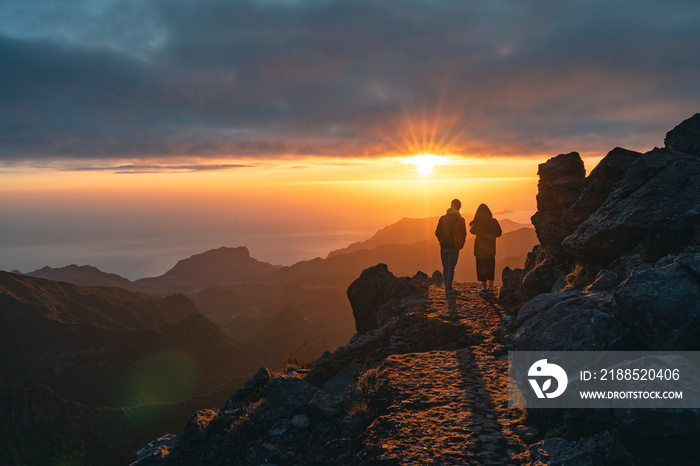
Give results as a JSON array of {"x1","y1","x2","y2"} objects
[{"x1": 1, "y1": 0, "x2": 699, "y2": 162}]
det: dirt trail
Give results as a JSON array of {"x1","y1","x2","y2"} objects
[{"x1": 364, "y1": 282, "x2": 532, "y2": 465}]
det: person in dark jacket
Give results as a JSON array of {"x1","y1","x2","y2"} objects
[
  {"x1": 469, "y1": 203, "x2": 502, "y2": 295},
  {"x1": 435, "y1": 199, "x2": 467, "y2": 293}
]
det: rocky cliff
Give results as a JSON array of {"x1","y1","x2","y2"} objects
[{"x1": 500, "y1": 113, "x2": 700, "y2": 355}]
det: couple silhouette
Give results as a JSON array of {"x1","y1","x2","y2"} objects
[{"x1": 435, "y1": 199, "x2": 502, "y2": 295}]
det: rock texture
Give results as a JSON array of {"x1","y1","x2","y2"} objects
[
  {"x1": 346, "y1": 264, "x2": 429, "y2": 333},
  {"x1": 665, "y1": 112, "x2": 700, "y2": 156},
  {"x1": 529, "y1": 430, "x2": 632, "y2": 466},
  {"x1": 563, "y1": 148, "x2": 700, "y2": 266},
  {"x1": 500, "y1": 114, "x2": 700, "y2": 314},
  {"x1": 508, "y1": 291, "x2": 632, "y2": 351},
  {"x1": 613, "y1": 253, "x2": 700, "y2": 350},
  {"x1": 530, "y1": 152, "x2": 586, "y2": 252},
  {"x1": 568, "y1": 147, "x2": 641, "y2": 224}
]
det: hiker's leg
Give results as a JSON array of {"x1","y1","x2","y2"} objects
[
  {"x1": 448, "y1": 250, "x2": 459, "y2": 288},
  {"x1": 440, "y1": 248, "x2": 449, "y2": 287}
]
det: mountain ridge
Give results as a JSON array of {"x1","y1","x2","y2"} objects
[{"x1": 327, "y1": 216, "x2": 530, "y2": 258}]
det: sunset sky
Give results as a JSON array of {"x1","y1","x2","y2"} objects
[{"x1": 2, "y1": 0, "x2": 699, "y2": 278}]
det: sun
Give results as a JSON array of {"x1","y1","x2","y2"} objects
[{"x1": 405, "y1": 154, "x2": 447, "y2": 176}]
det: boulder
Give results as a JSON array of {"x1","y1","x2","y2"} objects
[
  {"x1": 498, "y1": 266, "x2": 526, "y2": 310},
  {"x1": 431, "y1": 270, "x2": 444, "y2": 286},
  {"x1": 531, "y1": 152, "x2": 586, "y2": 251},
  {"x1": 562, "y1": 148, "x2": 700, "y2": 266},
  {"x1": 509, "y1": 291, "x2": 631, "y2": 351},
  {"x1": 347, "y1": 264, "x2": 428, "y2": 334},
  {"x1": 665, "y1": 113, "x2": 700, "y2": 156},
  {"x1": 613, "y1": 253, "x2": 700, "y2": 350},
  {"x1": 520, "y1": 256, "x2": 567, "y2": 296},
  {"x1": 347, "y1": 264, "x2": 398, "y2": 333},
  {"x1": 499, "y1": 249, "x2": 570, "y2": 311}
]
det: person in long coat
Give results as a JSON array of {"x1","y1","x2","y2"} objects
[{"x1": 468, "y1": 204, "x2": 502, "y2": 295}]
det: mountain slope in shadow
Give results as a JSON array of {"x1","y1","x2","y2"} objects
[
  {"x1": 28, "y1": 264, "x2": 136, "y2": 289},
  {"x1": 0, "y1": 271, "x2": 257, "y2": 465}
]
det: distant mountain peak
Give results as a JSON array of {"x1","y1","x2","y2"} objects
[
  {"x1": 135, "y1": 246, "x2": 281, "y2": 294},
  {"x1": 27, "y1": 264, "x2": 134, "y2": 288},
  {"x1": 163, "y1": 246, "x2": 273, "y2": 278}
]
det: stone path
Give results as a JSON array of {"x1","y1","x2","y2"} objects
[{"x1": 364, "y1": 282, "x2": 532, "y2": 465}]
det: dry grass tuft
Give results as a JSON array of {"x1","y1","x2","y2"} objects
[
  {"x1": 282, "y1": 354, "x2": 315, "y2": 373},
  {"x1": 345, "y1": 399, "x2": 371, "y2": 416}
]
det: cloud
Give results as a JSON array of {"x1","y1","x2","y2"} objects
[
  {"x1": 1, "y1": 0, "x2": 699, "y2": 163},
  {"x1": 70, "y1": 163, "x2": 256, "y2": 174}
]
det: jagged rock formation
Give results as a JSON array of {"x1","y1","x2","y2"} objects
[
  {"x1": 665, "y1": 112, "x2": 700, "y2": 156},
  {"x1": 500, "y1": 145, "x2": 646, "y2": 311},
  {"x1": 497, "y1": 114, "x2": 700, "y2": 462},
  {"x1": 562, "y1": 147, "x2": 699, "y2": 266},
  {"x1": 530, "y1": 151, "x2": 587, "y2": 252},
  {"x1": 500, "y1": 115, "x2": 700, "y2": 351},
  {"x1": 346, "y1": 264, "x2": 428, "y2": 333}
]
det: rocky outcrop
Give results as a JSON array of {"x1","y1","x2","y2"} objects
[
  {"x1": 500, "y1": 115, "x2": 700, "y2": 354},
  {"x1": 500, "y1": 115, "x2": 700, "y2": 312},
  {"x1": 499, "y1": 147, "x2": 643, "y2": 311},
  {"x1": 346, "y1": 264, "x2": 429, "y2": 333},
  {"x1": 665, "y1": 112, "x2": 700, "y2": 156},
  {"x1": 530, "y1": 152, "x2": 586, "y2": 252},
  {"x1": 562, "y1": 148, "x2": 700, "y2": 266},
  {"x1": 497, "y1": 114, "x2": 700, "y2": 465}
]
